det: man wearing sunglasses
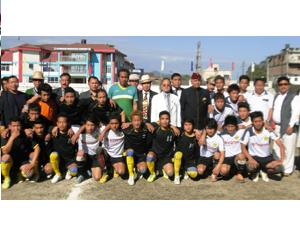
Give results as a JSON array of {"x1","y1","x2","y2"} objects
[{"x1": 272, "y1": 76, "x2": 300, "y2": 176}]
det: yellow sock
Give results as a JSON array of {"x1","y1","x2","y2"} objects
[
  {"x1": 126, "y1": 156, "x2": 134, "y2": 177},
  {"x1": 147, "y1": 162, "x2": 155, "y2": 175},
  {"x1": 1, "y1": 160, "x2": 13, "y2": 179},
  {"x1": 50, "y1": 152, "x2": 61, "y2": 176},
  {"x1": 174, "y1": 152, "x2": 182, "y2": 177}
]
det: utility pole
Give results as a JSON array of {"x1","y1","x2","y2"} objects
[
  {"x1": 242, "y1": 61, "x2": 245, "y2": 75},
  {"x1": 195, "y1": 41, "x2": 201, "y2": 73}
]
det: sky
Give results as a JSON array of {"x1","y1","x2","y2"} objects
[{"x1": 2, "y1": 36, "x2": 300, "y2": 78}]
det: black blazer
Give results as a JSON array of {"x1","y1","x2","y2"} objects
[
  {"x1": 137, "y1": 90, "x2": 157, "y2": 122},
  {"x1": 180, "y1": 86, "x2": 211, "y2": 130}
]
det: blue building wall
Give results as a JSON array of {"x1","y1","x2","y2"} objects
[{"x1": 91, "y1": 52, "x2": 100, "y2": 79}]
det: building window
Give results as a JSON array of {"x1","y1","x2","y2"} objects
[
  {"x1": 48, "y1": 77, "x2": 59, "y2": 83},
  {"x1": 29, "y1": 63, "x2": 34, "y2": 70},
  {"x1": 1, "y1": 64, "x2": 10, "y2": 71},
  {"x1": 43, "y1": 64, "x2": 57, "y2": 72}
]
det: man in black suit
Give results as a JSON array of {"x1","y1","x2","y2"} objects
[
  {"x1": 180, "y1": 72, "x2": 212, "y2": 132},
  {"x1": 53, "y1": 73, "x2": 78, "y2": 103},
  {"x1": 137, "y1": 74, "x2": 157, "y2": 123},
  {"x1": 171, "y1": 72, "x2": 184, "y2": 99}
]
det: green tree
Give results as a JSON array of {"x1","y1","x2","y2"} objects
[{"x1": 246, "y1": 61, "x2": 266, "y2": 80}]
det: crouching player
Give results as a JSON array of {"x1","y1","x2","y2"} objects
[
  {"x1": 241, "y1": 111, "x2": 285, "y2": 182},
  {"x1": 31, "y1": 119, "x2": 53, "y2": 180},
  {"x1": 220, "y1": 115, "x2": 247, "y2": 182},
  {"x1": 76, "y1": 116, "x2": 106, "y2": 184},
  {"x1": 174, "y1": 119, "x2": 199, "y2": 184},
  {"x1": 146, "y1": 111, "x2": 177, "y2": 183},
  {"x1": 99, "y1": 114, "x2": 126, "y2": 179},
  {"x1": 1, "y1": 117, "x2": 40, "y2": 189},
  {"x1": 123, "y1": 111, "x2": 152, "y2": 185},
  {"x1": 50, "y1": 114, "x2": 78, "y2": 184},
  {"x1": 197, "y1": 118, "x2": 225, "y2": 182}
]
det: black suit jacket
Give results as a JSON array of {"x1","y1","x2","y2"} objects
[
  {"x1": 180, "y1": 86, "x2": 211, "y2": 130},
  {"x1": 137, "y1": 90, "x2": 157, "y2": 122}
]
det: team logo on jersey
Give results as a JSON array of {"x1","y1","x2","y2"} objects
[
  {"x1": 202, "y1": 97, "x2": 207, "y2": 102},
  {"x1": 212, "y1": 142, "x2": 218, "y2": 148},
  {"x1": 234, "y1": 135, "x2": 240, "y2": 140},
  {"x1": 263, "y1": 136, "x2": 269, "y2": 141}
]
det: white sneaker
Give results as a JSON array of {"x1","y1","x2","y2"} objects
[
  {"x1": 65, "y1": 171, "x2": 72, "y2": 180},
  {"x1": 174, "y1": 176, "x2": 180, "y2": 185},
  {"x1": 51, "y1": 174, "x2": 62, "y2": 184},
  {"x1": 252, "y1": 173, "x2": 259, "y2": 182},
  {"x1": 260, "y1": 170, "x2": 269, "y2": 182},
  {"x1": 46, "y1": 174, "x2": 53, "y2": 179},
  {"x1": 184, "y1": 172, "x2": 189, "y2": 180},
  {"x1": 128, "y1": 176, "x2": 135, "y2": 186}
]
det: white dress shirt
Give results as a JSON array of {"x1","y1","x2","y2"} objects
[
  {"x1": 273, "y1": 92, "x2": 300, "y2": 127},
  {"x1": 172, "y1": 87, "x2": 183, "y2": 99},
  {"x1": 247, "y1": 90, "x2": 274, "y2": 121},
  {"x1": 151, "y1": 92, "x2": 181, "y2": 127}
]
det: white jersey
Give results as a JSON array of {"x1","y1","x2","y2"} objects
[
  {"x1": 241, "y1": 127, "x2": 279, "y2": 157},
  {"x1": 78, "y1": 130, "x2": 100, "y2": 156},
  {"x1": 213, "y1": 105, "x2": 234, "y2": 127},
  {"x1": 247, "y1": 91, "x2": 274, "y2": 121},
  {"x1": 225, "y1": 97, "x2": 239, "y2": 115},
  {"x1": 103, "y1": 129, "x2": 124, "y2": 158},
  {"x1": 200, "y1": 133, "x2": 224, "y2": 157},
  {"x1": 221, "y1": 129, "x2": 244, "y2": 157}
]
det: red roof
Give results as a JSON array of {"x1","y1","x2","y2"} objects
[
  {"x1": 7, "y1": 43, "x2": 126, "y2": 56},
  {"x1": 1, "y1": 51, "x2": 13, "y2": 62}
]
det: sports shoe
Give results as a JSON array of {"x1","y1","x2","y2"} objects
[
  {"x1": 128, "y1": 176, "x2": 135, "y2": 186},
  {"x1": 211, "y1": 174, "x2": 217, "y2": 182},
  {"x1": 174, "y1": 176, "x2": 180, "y2": 185},
  {"x1": 99, "y1": 173, "x2": 109, "y2": 184},
  {"x1": 17, "y1": 172, "x2": 25, "y2": 184},
  {"x1": 260, "y1": 170, "x2": 269, "y2": 182},
  {"x1": 29, "y1": 173, "x2": 40, "y2": 183},
  {"x1": 46, "y1": 174, "x2": 53, "y2": 179},
  {"x1": 251, "y1": 172, "x2": 259, "y2": 182},
  {"x1": 2, "y1": 177, "x2": 11, "y2": 189},
  {"x1": 162, "y1": 170, "x2": 169, "y2": 180},
  {"x1": 113, "y1": 170, "x2": 119, "y2": 178},
  {"x1": 76, "y1": 175, "x2": 85, "y2": 184},
  {"x1": 51, "y1": 174, "x2": 62, "y2": 184},
  {"x1": 147, "y1": 174, "x2": 156, "y2": 183},
  {"x1": 184, "y1": 172, "x2": 189, "y2": 180},
  {"x1": 65, "y1": 171, "x2": 72, "y2": 180}
]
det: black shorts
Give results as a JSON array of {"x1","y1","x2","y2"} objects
[
  {"x1": 223, "y1": 156, "x2": 236, "y2": 166},
  {"x1": 58, "y1": 156, "x2": 75, "y2": 169},
  {"x1": 252, "y1": 155, "x2": 274, "y2": 170},
  {"x1": 133, "y1": 153, "x2": 146, "y2": 164},
  {"x1": 196, "y1": 156, "x2": 213, "y2": 167},
  {"x1": 86, "y1": 154, "x2": 101, "y2": 168}
]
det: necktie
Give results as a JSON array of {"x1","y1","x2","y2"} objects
[
  {"x1": 164, "y1": 93, "x2": 171, "y2": 113},
  {"x1": 142, "y1": 92, "x2": 149, "y2": 120}
]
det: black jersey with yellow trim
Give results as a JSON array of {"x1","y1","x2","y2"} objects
[
  {"x1": 175, "y1": 132, "x2": 199, "y2": 161},
  {"x1": 123, "y1": 123, "x2": 152, "y2": 154},
  {"x1": 150, "y1": 122, "x2": 176, "y2": 157}
]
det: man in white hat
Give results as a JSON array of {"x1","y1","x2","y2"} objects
[
  {"x1": 128, "y1": 74, "x2": 140, "y2": 88},
  {"x1": 26, "y1": 71, "x2": 44, "y2": 96},
  {"x1": 137, "y1": 74, "x2": 157, "y2": 122}
]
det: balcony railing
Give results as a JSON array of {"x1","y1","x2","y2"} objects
[
  {"x1": 60, "y1": 55, "x2": 87, "y2": 62},
  {"x1": 63, "y1": 67, "x2": 87, "y2": 74}
]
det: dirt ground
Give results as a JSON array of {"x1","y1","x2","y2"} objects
[{"x1": 1, "y1": 169, "x2": 300, "y2": 200}]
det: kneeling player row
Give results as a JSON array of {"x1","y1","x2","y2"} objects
[{"x1": 0, "y1": 110, "x2": 285, "y2": 189}]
